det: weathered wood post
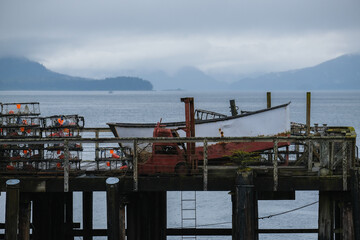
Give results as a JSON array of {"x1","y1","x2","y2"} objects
[
  {"x1": 230, "y1": 99, "x2": 238, "y2": 116},
  {"x1": 334, "y1": 201, "x2": 341, "y2": 240},
  {"x1": 126, "y1": 193, "x2": 139, "y2": 240},
  {"x1": 65, "y1": 192, "x2": 74, "y2": 240},
  {"x1": 119, "y1": 195, "x2": 127, "y2": 240},
  {"x1": 83, "y1": 191, "x2": 93, "y2": 240},
  {"x1": 52, "y1": 193, "x2": 65, "y2": 240},
  {"x1": 306, "y1": 92, "x2": 311, "y2": 135},
  {"x1": 233, "y1": 170, "x2": 256, "y2": 240},
  {"x1": 203, "y1": 139, "x2": 208, "y2": 191},
  {"x1": 273, "y1": 140, "x2": 278, "y2": 191},
  {"x1": 64, "y1": 139, "x2": 70, "y2": 192},
  {"x1": 18, "y1": 193, "x2": 31, "y2": 240},
  {"x1": 106, "y1": 177, "x2": 124, "y2": 240},
  {"x1": 152, "y1": 192, "x2": 167, "y2": 240},
  {"x1": 32, "y1": 193, "x2": 52, "y2": 240},
  {"x1": 5, "y1": 179, "x2": 20, "y2": 240},
  {"x1": 318, "y1": 191, "x2": 333, "y2": 240},
  {"x1": 343, "y1": 199, "x2": 355, "y2": 240},
  {"x1": 351, "y1": 169, "x2": 360, "y2": 240},
  {"x1": 267, "y1": 92, "x2": 271, "y2": 109}
]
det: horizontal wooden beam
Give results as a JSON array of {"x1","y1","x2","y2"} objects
[
  {"x1": 0, "y1": 174, "x2": 345, "y2": 192},
  {"x1": 0, "y1": 134, "x2": 354, "y2": 145}
]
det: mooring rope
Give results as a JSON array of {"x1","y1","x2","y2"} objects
[
  {"x1": 180, "y1": 200, "x2": 319, "y2": 228},
  {"x1": 258, "y1": 201, "x2": 319, "y2": 220}
]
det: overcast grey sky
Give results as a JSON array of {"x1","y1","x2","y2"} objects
[{"x1": 1, "y1": 0, "x2": 359, "y2": 79}]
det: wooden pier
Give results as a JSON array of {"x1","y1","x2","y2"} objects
[{"x1": 0, "y1": 126, "x2": 358, "y2": 240}]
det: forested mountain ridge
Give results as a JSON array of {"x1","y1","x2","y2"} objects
[{"x1": 0, "y1": 57, "x2": 153, "y2": 91}]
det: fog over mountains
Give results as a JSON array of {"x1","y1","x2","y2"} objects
[
  {"x1": 0, "y1": 54, "x2": 359, "y2": 91},
  {"x1": 142, "y1": 54, "x2": 360, "y2": 90}
]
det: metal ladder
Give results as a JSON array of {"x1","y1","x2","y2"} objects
[{"x1": 181, "y1": 191, "x2": 197, "y2": 240}]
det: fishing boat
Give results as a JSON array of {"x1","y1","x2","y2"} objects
[
  {"x1": 107, "y1": 102, "x2": 291, "y2": 140},
  {"x1": 108, "y1": 99, "x2": 291, "y2": 174}
]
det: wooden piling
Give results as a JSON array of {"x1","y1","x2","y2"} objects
[
  {"x1": 18, "y1": 193, "x2": 31, "y2": 240},
  {"x1": 318, "y1": 191, "x2": 333, "y2": 240},
  {"x1": 106, "y1": 177, "x2": 122, "y2": 240},
  {"x1": 126, "y1": 192, "x2": 167, "y2": 240},
  {"x1": 230, "y1": 99, "x2": 238, "y2": 116},
  {"x1": 153, "y1": 192, "x2": 167, "y2": 240},
  {"x1": 119, "y1": 196, "x2": 126, "y2": 240},
  {"x1": 343, "y1": 200, "x2": 355, "y2": 240},
  {"x1": 65, "y1": 192, "x2": 74, "y2": 240},
  {"x1": 334, "y1": 200, "x2": 341, "y2": 240},
  {"x1": 32, "y1": 193, "x2": 51, "y2": 240},
  {"x1": 267, "y1": 92, "x2": 271, "y2": 109},
  {"x1": 5, "y1": 179, "x2": 20, "y2": 240},
  {"x1": 351, "y1": 170, "x2": 360, "y2": 240},
  {"x1": 126, "y1": 193, "x2": 140, "y2": 240},
  {"x1": 83, "y1": 191, "x2": 93, "y2": 240},
  {"x1": 234, "y1": 171, "x2": 256, "y2": 240},
  {"x1": 52, "y1": 193, "x2": 65, "y2": 240},
  {"x1": 306, "y1": 92, "x2": 311, "y2": 135}
]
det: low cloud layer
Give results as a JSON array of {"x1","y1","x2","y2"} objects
[{"x1": 1, "y1": 0, "x2": 359, "y2": 79}]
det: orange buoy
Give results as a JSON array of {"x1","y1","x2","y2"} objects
[
  {"x1": 106, "y1": 161, "x2": 110, "y2": 167},
  {"x1": 16, "y1": 104, "x2": 21, "y2": 109},
  {"x1": 23, "y1": 150, "x2": 28, "y2": 154},
  {"x1": 20, "y1": 127, "x2": 25, "y2": 132},
  {"x1": 8, "y1": 110, "x2": 14, "y2": 114},
  {"x1": 58, "y1": 118, "x2": 64, "y2": 125},
  {"x1": 112, "y1": 153, "x2": 120, "y2": 159},
  {"x1": 56, "y1": 162, "x2": 61, "y2": 168},
  {"x1": 110, "y1": 149, "x2": 114, "y2": 154}
]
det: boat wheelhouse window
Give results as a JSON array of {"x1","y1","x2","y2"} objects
[{"x1": 154, "y1": 145, "x2": 178, "y2": 155}]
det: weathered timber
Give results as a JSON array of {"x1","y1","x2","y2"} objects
[
  {"x1": 318, "y1": 191, "x2": 333, "y2": 240},
  {"x1": 0, "y1": 172, "x2": 347, "y2": 193},
  {"x1": 5, "y1": 179, "x2": 20, "y2": 240},
  {"x1": 335, "y1": 200, "x2": 341, "y2": 240},
  {"x1": 153, "y1": 192, "x2": 167, "y2": 240},
  {"x1": 234, "y1": 171, "x2": 257, "y2": 240},
  {"x1": 106, "y1": 177, "x2": 122, "y2": 240},
  {"x1": 351, "y1": 170, "x2": 360, "y2": 240},
  {"x1": 18, "y1": 193, "x2": 31, "y2": 240},
  {"x1": 343, "y1": 200, "x2": 355, "y2": 240},
  {"x1": 306, "y1": 92, "x2": 311, "y2": 135},
  {"x1": 83, "y1": 191, "x2": 93, "y2": 240},
  {"x1": 230, "y1": 99, "x2": 238, "y2": 116},
  {"x1": 126, "y1": 193, "x2": 139, "y2": 240},
  {"x1": 267, "y1": 92, "x2": 271, "y2": 109},
  {"x1": 119, "y1": 198, "x2": 126, "y2": 240},
  {"x1": 65, "y1": 192, "x2": 74, "y2": 240},
  {"x1": 32, "y1": 193, "x2": 65, "y2": 240}
]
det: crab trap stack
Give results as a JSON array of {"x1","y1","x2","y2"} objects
[
  {"x1": 42, "y1": 115, "x2": 85, "y2": 171},
  {"x1": 95, "y1": 146, "x2": 133, "y2": 171},
  {"x1": 0, "y1": 102, "x2": 86, "y2": 172},
  {"x1": 0, "y1": 102, "x2": 42, "y2": 171}
]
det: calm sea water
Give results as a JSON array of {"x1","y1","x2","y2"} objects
[{"x1": 1, "y1": 90, "x2": 359, "y2": 240}]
